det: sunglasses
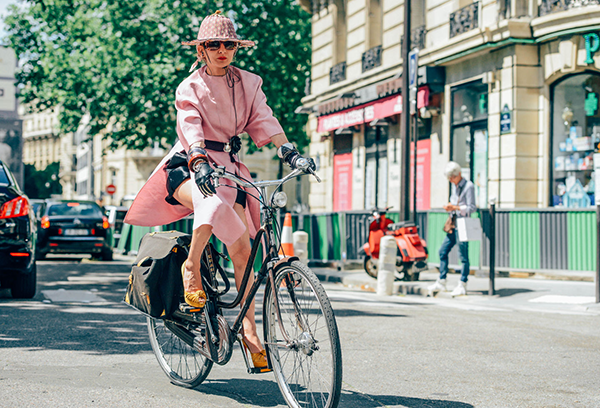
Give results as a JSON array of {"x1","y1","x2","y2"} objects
[{"x1": 204, "y1": 41, "x2": 238, "y2": 51}]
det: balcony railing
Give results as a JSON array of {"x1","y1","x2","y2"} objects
[
  {"x1": 449, "y1": 2, "x2": 479, "y2": 38},
  {"x1": 329, "y1": 61, "x2": 346, "y2": 85},
  {"x1": 401, "y1": 25, "x2": 427, "y2": 51},
  {"x1": 539, "y1": 0, "x2": 600, "y2": 16},
  {"x1": 362, "y1": 45, "x2": 382, "y2": 73}
]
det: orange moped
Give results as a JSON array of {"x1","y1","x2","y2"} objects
[{"x1": 359, "y1": 207, "x2": 428, "y2": 281}]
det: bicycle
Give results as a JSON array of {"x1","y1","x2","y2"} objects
[{"x1": 145, "y1": 161, "x2": 343, "y2": 408}]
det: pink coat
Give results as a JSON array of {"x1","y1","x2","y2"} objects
[{"x1": 124, "y1": 66, "x2": 284, "y2": 246}]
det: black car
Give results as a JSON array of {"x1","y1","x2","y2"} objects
[
  {"x1": 0, "y1": 160, "x2": 37, "y2": 299},
  {"x1": 38, "y1": 200, "x2": 113, "y2": 261}
]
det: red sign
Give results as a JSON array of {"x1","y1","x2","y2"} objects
[
  {"x1": 409, "y1": 139, "x2": 431, "y2": 211},
  {"x1": 317, "y1": 87, "x2": 430, "y2": 133},
  {"x1": 333, "y1": 153, "x2": 353, "y2": 211},
  {"x1": 106, "y1": 184, "x2": 116, "y2": 195}
]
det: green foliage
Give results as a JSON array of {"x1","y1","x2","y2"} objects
[
  {"x1": 23, "y1": 161, "x2": 62, "y2": 199},
  {"x1": 3, "y1": 0, "x2": 311, "y2": 152}
]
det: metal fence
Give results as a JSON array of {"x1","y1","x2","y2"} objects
[{"x1": 117, "y1": 208, "x2": 598, "y2": 274}]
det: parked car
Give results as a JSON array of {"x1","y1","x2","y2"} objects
[
  {"x1": 0, "y1": 160, "x2": 37, "y2": 298},
  {"x1": 37, "y1": 200, "x2": 113, "y2": 261},
  {"x1": 104, "y1": 205, "x2": 128, "y2": 244}
]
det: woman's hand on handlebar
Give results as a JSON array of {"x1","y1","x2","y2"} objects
[{"x1": 194, "y1": 162, "x2": 216, "y2": 197}]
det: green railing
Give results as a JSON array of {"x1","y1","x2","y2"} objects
[{"x1": 116, "y1": 208, "x2": 598, "y2": 274}]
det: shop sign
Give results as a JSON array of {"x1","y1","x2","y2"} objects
[
  {"x1": 500, "y1": 104, "x2": 511, "y2": 134},
  {"x1": 317, "y1": 88, "x2": 430, "y2": 133},
  {"x1": 584, "y1": 33, "x2": 600, "y2": 64},
  {"x1": 333, "y1": 153, "x2": 353, "y2": 211},
  {"x1": 409, "y1": 139, "x2": 431, "y2": 211},
  {"x1": 585, "y1": 92, "x2": 598, "y2": 116}
]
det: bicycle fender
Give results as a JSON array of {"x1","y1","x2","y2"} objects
[{"x1": 273, "y1": 256, "x2": 300, "y2": 270}]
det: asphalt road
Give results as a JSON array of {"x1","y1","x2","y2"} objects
[{"x1": 0, "y1": 256, "x2": 598, "y2": 407}]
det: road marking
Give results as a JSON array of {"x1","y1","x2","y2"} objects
[
  {"x1": 42, "y1": 289, "x2": 107, "y2": 303},
  {"x1": 529, "y1": 295, "x2": 596, "y2": 304}
]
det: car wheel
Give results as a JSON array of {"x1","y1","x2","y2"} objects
[
  {"x1": 101, "y1": 249, "x2": 113, "y2": 261},
  {"x1": 11, "y1": 263, "x2": 37, "y2": 299}
]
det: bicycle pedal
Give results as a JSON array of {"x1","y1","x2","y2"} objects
[
  {"x1": 249, "y1": 367, "x2": 273, "y2": 374},
  {"x1": 179, "y1": 303, "x2": 203, "y2": 314}
]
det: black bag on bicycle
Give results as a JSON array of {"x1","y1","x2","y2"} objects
[{"x1": 124, "y1": 230, "x2": 191, "y2": 319}]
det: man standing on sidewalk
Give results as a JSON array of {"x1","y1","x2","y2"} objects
[{"x1": 428, "y1": 161, "x2": 477, "y2": 296}]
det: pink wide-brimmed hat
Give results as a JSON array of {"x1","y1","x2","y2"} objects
[{"x1": 182, "y1": 11, "x2": 255, "y2": 48}]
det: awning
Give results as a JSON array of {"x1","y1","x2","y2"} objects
[{"x1": 317, "y1": 87, "x2": 430, "y2": 133}]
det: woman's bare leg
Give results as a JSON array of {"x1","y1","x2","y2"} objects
[
  {"x1": 173, "y1": 180, "x2": 211, "y2": 293},
  {"x1": 174, "y1": 181, "x2": 262, "y2": 351},
  {"x1": 228, "y1": 203, "x2": 264, "y2": 353}
]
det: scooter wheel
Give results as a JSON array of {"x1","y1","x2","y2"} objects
[{"x1": 363, "y1": 256, "x2": 378, "y2": 279}]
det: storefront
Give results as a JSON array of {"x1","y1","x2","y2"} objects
[{"x1": 550, "y1": 72, "x2": 600, "y2": 207}]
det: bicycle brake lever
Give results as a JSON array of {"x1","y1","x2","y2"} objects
[{"x1": 308, "y1": 167, "x2": 321, "y2": 183}]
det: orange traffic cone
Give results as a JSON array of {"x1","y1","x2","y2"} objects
[{"x1": 279, "y1": 213, "x2": 294, "y2": 257}]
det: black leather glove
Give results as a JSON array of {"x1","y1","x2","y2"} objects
[
  {"x1": 193, "y1": 161, "x2": 216, "y2": 197},
  {"x1": 278, "y1": 143, "x2": 316, "y2": 172}
]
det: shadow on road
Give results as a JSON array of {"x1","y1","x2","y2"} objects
[{"x1": 193, "y1": 378, "x2": 473, "y2": 408}]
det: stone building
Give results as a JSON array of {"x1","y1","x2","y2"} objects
[
  {"x1": 0, "y1": 46, "x2": 23, "y2": 185},
  {"x1": 299, "y1": 0, "x2": 600, "y2": 212}
]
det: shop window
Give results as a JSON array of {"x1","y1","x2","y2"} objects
[
  {"x1": 450, "y1": 81, "x2": 489, "y2": 208},
  {"x1": 551, "y1": 73, "x2": 600, "y2": 207},
  {"x1": 364, "y1": 125, "x2": 388, "y2": 209}
]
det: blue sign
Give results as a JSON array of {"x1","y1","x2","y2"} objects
[
  {"x1": 408, "y1": 49, "x2": 419, "y2": 88},
  {"x1": 500, "y1": 104, "x2": 511, "y2": 134}
]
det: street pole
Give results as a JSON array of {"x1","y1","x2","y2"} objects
[
  {"x1": 401, "y1": 0, "x2": 411, "y2": 222},
  {"x1": 489, "y1": 200, "x2": 496, "y2": 296},
  {"x1": 412, "y1": 110, "x2": 418, "y2": 222}
]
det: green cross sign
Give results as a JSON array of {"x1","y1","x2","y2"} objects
[{"x1": 585, "y1": 92, "x2": 598, "y2": 116}]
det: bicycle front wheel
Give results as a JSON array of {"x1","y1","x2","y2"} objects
[
  {"x1": 147, "y1": 317, "x2": 213, "y2": 388},
  {"x1": 263, "y1": 260, "x2": 342, "y2": 408}
]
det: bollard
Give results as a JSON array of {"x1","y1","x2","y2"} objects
[
  {"x1": 293, "y1": 231, "x2": 309, "y2": 265},
  {"x1": 377, "y1": 236, "x2": 397, "y2": 296}
]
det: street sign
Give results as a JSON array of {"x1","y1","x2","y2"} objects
[
  {"x1": 408, "y1": 48, "x2": 419, "y2": 88},
  {"x1": 500, "y1": 104, "x2": 511, "y2": 134},
  {"x1": 106, "y1": 184, "x2": 116, "y2": 195}
]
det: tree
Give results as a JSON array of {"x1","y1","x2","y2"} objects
[
  {"x1": 23, "y1": 161, "x2": 62, "y2": 199},
  {"x1": 3, "y1": 0, "x2": 311, "y2": 153}
]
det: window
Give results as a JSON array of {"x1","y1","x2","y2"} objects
[
  {"x1": 551, "y1": 73, "x2": 600, "y2": 207},
  {"x1": 364, "y1": 125, "x2": 388, "y2": 209},
  {"x1": 450, "y1": 81, "x2": 489, "y2": 208},
  {"x1": 334, "y1": 0, "x2": 347, "y2": 65},
  {"x1": 367, "y1": 0, "x2": 382, "y2": 49}
]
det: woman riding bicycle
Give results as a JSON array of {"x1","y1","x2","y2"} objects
[{"x1": 124, "y1": 11, "x2": 314, "y2": 370}]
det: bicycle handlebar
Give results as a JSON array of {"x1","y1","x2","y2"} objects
[{"x1": 212, "y1": 163, "x2": 321, "y2": 190}]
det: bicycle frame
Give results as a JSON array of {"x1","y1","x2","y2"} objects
[{"x1": 209, "y1": 167, "x2": 309, "y2": 346}]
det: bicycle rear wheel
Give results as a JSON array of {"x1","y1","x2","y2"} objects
[
  {"x1": 263, "y1": 260, "x2": 342, "y2": 408},
  {"x1": 147, "y1": 317, "x2": 213, "y2": 388}
]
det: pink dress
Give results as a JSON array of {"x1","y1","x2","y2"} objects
[{"x1": 124, "y1": 66, "x2": 284, "y2": 246}]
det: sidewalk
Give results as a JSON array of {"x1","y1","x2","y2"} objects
[{"x1": 311, "y1": 265, "x2": 600, "y2": 315}]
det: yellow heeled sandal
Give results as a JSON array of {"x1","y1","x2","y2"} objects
[
  {"x1": 241, "y1": 339, "x2": 270, "y2": 370},
  {"x1": 181, "y1": 262, "x2": 207, "y2": 308}
]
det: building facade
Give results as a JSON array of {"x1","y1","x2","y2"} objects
[
  {"x1": 299, "y1": 0, "x2": 600, "y2": 212},
  {"x1": 0, "y1": 46, "x2": 23, "y2": 185}
]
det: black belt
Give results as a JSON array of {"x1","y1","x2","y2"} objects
[{"x1": 204, "y1": 135, "x2": 242, "y2": 163}]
